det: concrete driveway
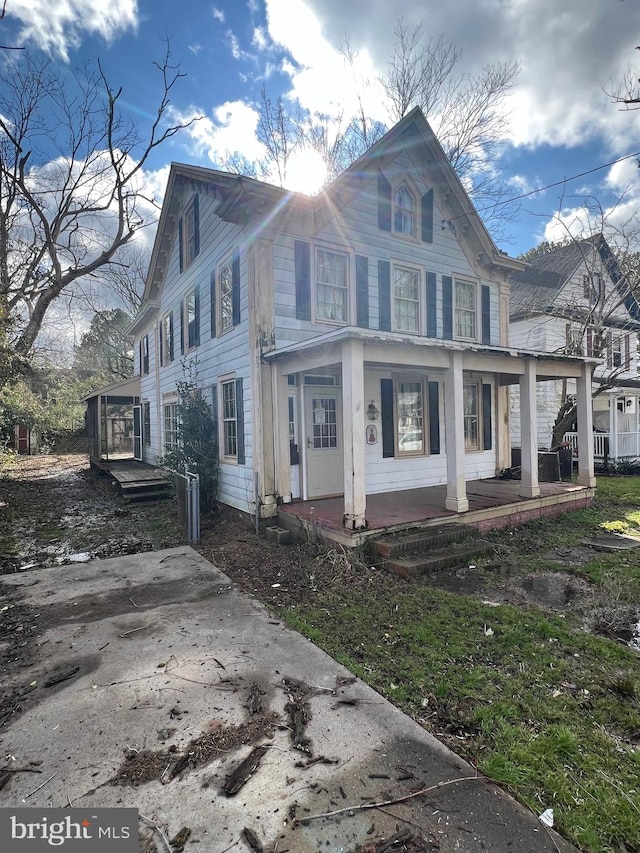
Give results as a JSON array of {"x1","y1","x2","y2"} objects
[{"x1": 0, "y1": 547, "x2": 576, "y2": 852}]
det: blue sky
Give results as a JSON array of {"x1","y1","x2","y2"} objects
[{"x1": 4, "y1": 0, "x2": 640, "y2": 258}]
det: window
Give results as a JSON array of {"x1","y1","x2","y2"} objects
[
  {"x1": 163, "y1": 402, "x2": 178, "y2": 453},
  {"x1": 143, "y1": 401, "x2": 151, "y2": 446},
  {"x1": 612, "y1": 335, "x2": 623, "y2": 368},
  {"x1": 185, "y1": 289, "x2": 199, "y2": 350},
  {"x1": 222, "y1": 379, "x2": 238, "y2": 457},
  {"x1": 566, "y1": 324, "x2": 583, "y2": 356},
  {"x1": 393, "y1": 182, "x2": 416, "y2": 237},
  {"x1": 219, "y1": 256, "x2": 234, "y2": 333},
  {"x1": 583, "y1": 272, "x2": 604, "y2": 301},
  {"x1": 454, "y1": 280, "x2": 477, "y2": 340},
  {"x1": 315, "y1": 248, "x2": 348, "y2": 323},
  {"x1": 396, "y1": 379, "x2": 425, "y2": 455},
  {"x1": 182, "y1": 196, "x2": 199, "y2": 270},
  {"x1": 463, "y1": 383, "x2": 480, "y2": 451},
  {"x1": 160, "y1": 313, "x2": 173, "y2": 366},
  {"x1": 393, "y1": 265, "x2": 420, "y2": 332},
  {"x1": 141, "y1": 335, "x2": 149, "y2": 375}
]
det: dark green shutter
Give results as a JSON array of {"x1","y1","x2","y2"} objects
[
  {"x1": 421, "y1": 189, "x2": 434, "y2": 243},
  {"x1": 158, "y1": 321, "x2": 163, "y2": 365},
  {"x1": 482, "y1": 383, "x2": 492, "y2": 451},
  {"x1": 236, "y1": 377, "x2": 245, "y2": 465},
  {"x1": 179, "y1": 301, "x2": 184, "y2": 355},
  {"x1": 138, "y1": 341, "x2": 142, "y2": 376},
  {"x1": 178, "y1": 218, "x2": 183, "y2": 273},
  {"x1": 193, "y1": 193, "x2": 200, "y2": 258},
  {"x1": 481, "y1": 285, "x2": 491, "y2": 345},
  {"x1": 442, "y1": 275, "x2": 453, "y2": 340},
  {"x1": 426, "y1": 271, "x2": 437, "y2": 337},
  {"x1": 194, "y1": 284, "x2": 200, "y2": 346},
  {"x1": 210, "y1": 270, "x2": 216, "y2": 338},
  {"x1": 428, "y1": 381, "x2": 440, "y2": 454},
  {"x1": 378, "y1": 260, "x2": 391, "y2": 331},
  {"x1": 169, "y1": 312, "x2": 174, "y2": 361},
  {"x1": 356, "y1": 255, "x2": 369, "y2": 328},
  {"x1": 294, "y1": 240, "x2": 311, "y2": 321},
  {"x1": 381, "y1": 378, "x2": 394, "y2": 458},
  {"x1": 232, "y1": 250, "x2": 240, "y2": 326},
  {"x1": 377, "y1": 170, "x2": 391, "y2": 231}
]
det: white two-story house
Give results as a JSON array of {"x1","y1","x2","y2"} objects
[
  {"x1": 510, "y1": 235, "x2": 640, "y2": 463},
  {"x1": 129, "y1": 108, "x2": 596, "y2": 544}
]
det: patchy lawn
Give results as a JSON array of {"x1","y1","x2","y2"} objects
[{"x1": 1, "y1": 456, "x2": 639, "y2": 853}]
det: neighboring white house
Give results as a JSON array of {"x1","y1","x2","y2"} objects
[
  {"x1": 509, "y1": 235, "x2": 640, "y2": 461},
  {"x1": 129, "y1": 107, "x2": 596, "y2": 541}
]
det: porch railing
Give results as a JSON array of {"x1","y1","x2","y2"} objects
[{"x1": 563, "y1": 431, "x2": 640, "y2": 461}]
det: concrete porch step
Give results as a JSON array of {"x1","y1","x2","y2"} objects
[{"x1": 383, "y1": 540, "x2": 494, "y2": 579}]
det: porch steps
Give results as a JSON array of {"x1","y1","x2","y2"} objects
[
  {"x1": 118, "y1": 480, "x2": 171, "y2": 502},
  {"x1": 373, "y1": 524, "x2": 493, "y2": 578}
]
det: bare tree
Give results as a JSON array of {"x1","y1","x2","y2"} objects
[{"x1": 0, "y1": 43, "x2": 200, "y2": 384}]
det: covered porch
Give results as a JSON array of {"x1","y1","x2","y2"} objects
[
  {"x1": 261, "y1": 328, "x2": 597, "y2": 545},
  {"x1": 279, "y1": 477, "x2": 593, "y2": 547},
  {"x1": 83, "y1": 376, "x2": 141, "y2": 465},
  {"x1": 564, "y1": 383, "x2": 640, "y2": 463}
]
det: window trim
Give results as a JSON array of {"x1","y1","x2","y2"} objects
[
  {"x1": 391, "y1": 177, "x2": 420, "y2": 242},
  {"x1": 162, "y1": 398, "x2": 178, "y2": 455},
  {"x1": 220, "y1": 376, "x2": 238, "y2": 461},
  {"x1": 453, "y1": 277, "x2": 479, "y2": 342},
  {"x1": 313, "y1": 244, "x2": 350, "y2": 326},
  {"x1": 391, "y1": 260, "x2": 422, "y2": 334},
  {"x1": 217, "y1": 254, "x2": 234, "y2": 336},
  {"x1": 394, "y1": 375, "x2": 427, "y2": 457},
  {"x1": 184, "y1": 288, "x2": 199, "y2": 351},
  {"x1": 463, "y1": 381, "x2": 481, "y2": 452}
]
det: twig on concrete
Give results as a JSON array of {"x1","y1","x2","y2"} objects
[
  {"x1": 119, "y1": 625, "x2": 149, "y2": 638},
  {"x1": 139, "y1": 813, "x2": 172, "y2": 853},
  {"x1": 22, "y1": 771, "x2": 58, "y2": 801},
  {"x1": 296, "y1": 776, "x2": 482, "y2": 824}
]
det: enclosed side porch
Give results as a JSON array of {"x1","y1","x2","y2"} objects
[
  {"x1": 83, "y1": 376, "x2": 141, "y2": 466},
  {"x1": 261, "y1": 328, "x2": 596, "y2": 545},
  {"x1": 564, "y1": 383, "x2": 640, "y2": 463}
]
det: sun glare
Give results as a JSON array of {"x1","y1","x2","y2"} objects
[{"x1": 285, "y1": 147, "x2": 327, "y2": 196}]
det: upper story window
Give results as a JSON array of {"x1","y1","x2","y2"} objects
[
  {"x1": 454, "y1": 279, "x2": 477, "y2": 340},
  {"x1": 160, "y1": 312, "x2": 174, "y2": 366},
  {"x1": 393, "y1": 264, "x2": 420, "y2": 333},
  {"x1": 566, "y1": 324, "x2": 583, "y2": 356},
  {"x1": 583, "y1": 271, "x2": 604, "y2": 302},
  {"x1": 181, "y1": 195, "x2": 200, "y2": 272},
  {"x1": 184, "y1": 288, "x2": 200, "y2": 350},
  {"x1": 141, "y1": 334, "x2": 149, "y2": 376},
  {"x1": 219, "y1": 256, "x2": 234, "y2": 334},
  {"x1": 393, "y1": 183, "x2": 416, "y2": 237},
  {"x1": 315, "y1": 248, "x2": 348, "y2": 323}
]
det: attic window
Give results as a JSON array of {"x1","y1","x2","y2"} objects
[
  {"x1": 393, "y1": 182, "x2": 416, "y2": 237},
  {"x1": 180, "y1": 194, "x2": 200, "y2": 272}
]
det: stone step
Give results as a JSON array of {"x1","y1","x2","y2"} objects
[
  {"x1": 383, "y1": 540, "x2": 494, "y2": 579},
  {"x1": 373, "y1": 523, "x2": 478, "y2": 559}
]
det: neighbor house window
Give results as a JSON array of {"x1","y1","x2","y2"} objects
[
  {"x1": 141, "y1": 334, "x2": 149, "y2": 375},
  {"x1": 393, "y1": 182, "x2": 416, "y2": 237},
  {"x1": 455, "y1": 280, "x2": 477, "y2": 340},
  {"x1": 163, "y1": 402, "x2": 178, "y2": 453},
  {"x1": 160, "y1": 313, "x2": 173, "y2": 366},
  {"x1": 611, "y1": 335, "x2": 623, "y2": 369},
  {"x1": 393, "y1": 265, "x2": 420, "y2": 332},
  {"x1": 566, "y1": 324, "x2": 583, "y2": 356},
  {"x1": 396, "y1": 379, "x2": 425, "y2": 454},
  {"x1": 315, "y1": 248, "x2": 348, "y2": 323},
  {"x1": 185, "y1": 288, "x2": 199, "y2": 350},
  {"x1": 463, "y1": 383, "x2": 480, "y2": 451},
  {"x1": 219, "y1": 256, "x2": 234, "y2": 333},
  {"x1": 222, "y1": 379, "x2": 238, "y2": 458},
  {"x1": 182, "y1": 196, "x2": 199, "y2": 270}
]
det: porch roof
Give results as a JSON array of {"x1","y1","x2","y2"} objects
[
  {"x1": 82, "y1": 375, "x2": 140, "y2": 403},
  {"x1": 263, "y1": 326, "x2": 598, "y2": 383}
]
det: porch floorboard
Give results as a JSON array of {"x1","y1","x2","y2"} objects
[{"x1": 278, "y1": 479, "x2": 592, "y2": 544}]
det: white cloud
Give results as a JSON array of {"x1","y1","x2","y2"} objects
[
  {"x1": 212, "y1": 7, "x2": 225, "y2": 23},
  {"x1": 6, "y1": 0, "x2": 138, "y2": 61},
  {"x1": 252, "y1": 26, "x2": 269, "y2": 52},
  {"x1": 177, "y1": 101, "x2": 267, "y2": 166}
]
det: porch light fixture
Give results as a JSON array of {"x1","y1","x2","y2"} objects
[{"x1": 367, "y1": 401, "x2": 380, "y2": 421}]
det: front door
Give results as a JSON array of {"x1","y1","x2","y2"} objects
[
  {"x1": 133, "y1": 405, "x2": 142, "y2": 461},
  {"x1": 304, "y1": 389, "x2": 343, "y2": 499}
]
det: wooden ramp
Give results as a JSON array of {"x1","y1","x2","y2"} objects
[{"x1": 101, "y1": 460, "x2": 171, "y2": 502}]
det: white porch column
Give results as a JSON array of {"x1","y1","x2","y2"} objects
[
  {"x1": 444, "y1": 351, "x2": 469, "y2": 512},
  {"x1": 342, "y1": 339, "x2": 367, "y2": 529},
  {"x1": 272, "y1": 364, "x2": 292, "y2": 504},
  {"x1": 610, "y1": 393, "x2": 618, "y2": 462},
  {"x1": 576, "y1": 362, "x2": 596, "y2": 487},
  {"x1": 519, "y1": 358, "x2": 540, "y2": 498}
]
